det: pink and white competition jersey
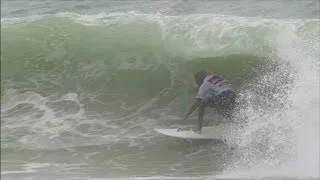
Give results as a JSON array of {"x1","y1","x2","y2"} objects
[{"x1": 196, "y1": 74, "x2": 233, "y2": 99}]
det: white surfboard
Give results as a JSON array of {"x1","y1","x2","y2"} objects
[{"x1": 154, "y1": 124, "x2": 231, "y2": 140}]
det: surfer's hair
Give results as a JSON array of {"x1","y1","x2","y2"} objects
[{"x1": 194, "y1": 70, "x2": 207, "y2": 84}]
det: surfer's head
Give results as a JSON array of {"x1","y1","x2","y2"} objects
[{"x1": 194, "y1": 70, "x2": 207, "y2": 86}]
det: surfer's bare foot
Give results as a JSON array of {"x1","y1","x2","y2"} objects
[{"x1": 193, "y1": 128, "x2": 201, "y2": 134}]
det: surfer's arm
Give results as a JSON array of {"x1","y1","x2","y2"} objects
[
  {"x1": 184, "y1": 98, "x2": 201, "y2": 120},
  {"x1": 195, "y1": 85, "x2": 200, "y2": 92},
  {"x1": 184, "y1": 82, "x2": 208, "y2": 120}
]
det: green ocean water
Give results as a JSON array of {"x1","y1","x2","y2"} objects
[{"x1": 1, "y1": 1, "x2": 319, "y2": 180}]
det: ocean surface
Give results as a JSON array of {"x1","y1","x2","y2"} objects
[{"x1": 1, "y1": 1, "x2": 319, "y2": 180}]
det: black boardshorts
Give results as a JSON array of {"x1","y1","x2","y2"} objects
[{"x1": 204, "y1": 90, "x2": 236, "y2": 115}]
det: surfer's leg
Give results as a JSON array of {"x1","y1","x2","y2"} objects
[{"x1": 197, "y1": 101, "x2": 206, "y2": 131}]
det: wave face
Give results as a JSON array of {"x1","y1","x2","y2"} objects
[{"x1": 1, "y1": 7, "x2": 319, "y2": 180}]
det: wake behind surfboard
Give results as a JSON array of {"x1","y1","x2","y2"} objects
[{"x1": 154, "y1": 124, "x2": 231, "y2": 140}]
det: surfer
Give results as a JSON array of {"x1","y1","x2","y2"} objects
[{"x1": 183, "y1": 70, "x2": 236, "y2": 133}]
